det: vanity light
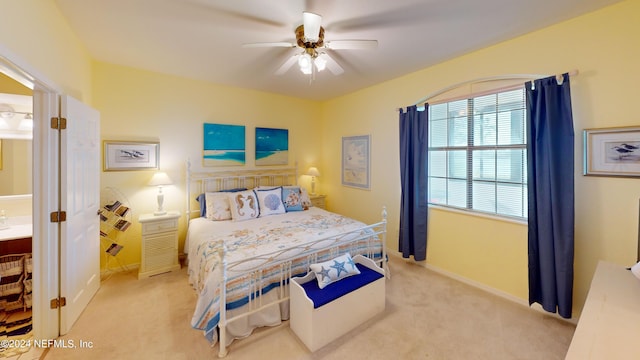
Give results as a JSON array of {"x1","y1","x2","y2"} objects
[
  {"x1": 18, "y1": 113, "x2": 33, "y2": 131},
  {"x1": 0, "y1": 104, "x2": 16, "y2": 119}
]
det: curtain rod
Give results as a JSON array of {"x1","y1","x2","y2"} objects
[{"x1": 399, "y1": 69, "x2": 579, "y2": 110}]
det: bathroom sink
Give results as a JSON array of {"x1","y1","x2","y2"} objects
[{"x1": 0, "y1": 216, "x2": 32, "y2": 241}]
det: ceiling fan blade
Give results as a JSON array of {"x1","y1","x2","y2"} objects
[
  {"x1": 275, "y1": 55, "x2": 299, "y2": 75},
  {"x1": 322, "y1": 53, "x2": 344, "y2": 75},
  {"x1": 325, "y1": 40, "x2": 378, "y2": 50},
  {"x1": 242, "y1": 42, "x2": 296, "y2": 48},
  {"x1": 303, "y1": 12, "x2": 322, "y2": 42}
]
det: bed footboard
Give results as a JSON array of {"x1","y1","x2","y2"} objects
[{"x1": 216, "y1": 207, "x2": 387, "y2": 358}]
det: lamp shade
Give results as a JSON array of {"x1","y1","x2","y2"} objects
[
  {"x1": 306, "y1": 167, "x2": 320, "y2": 177},
  {"x1": 314, "y1": 54, "x2": 327, "y2": 72},
  {"x1": 148, "y1": 172, "x2": 172, "y2": 186}
]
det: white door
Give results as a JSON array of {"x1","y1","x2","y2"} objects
[{"x1": 59, "y1": 95, "x2": 101, "y2": 334}]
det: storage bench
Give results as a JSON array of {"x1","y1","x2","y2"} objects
[{"x1": 290, "y1": 254, "x2": 385, "y2": 352}]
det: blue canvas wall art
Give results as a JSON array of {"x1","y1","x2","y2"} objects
[
  {"x1": 255, "y1": 127, "x2": 288, "y2": 166},
  {"x1": 203, "y1": 123, "x2": 246, "y2": 166}
]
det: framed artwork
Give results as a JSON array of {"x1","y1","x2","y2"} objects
[
  {"x1": 103, "y1": 141, "x2": 159, "y2": 171},
  {"x1": 584, "y1": 126, "x2": 640, "y2": 177},
  {"x1": 342, "y1": 135, "x2": 371, "y2": 190},
  {"x1": 255, "y1": 127, "x2": 288, "y2": 166},
  {"x1": 203, "y1": 123, "x2": 246, "y2": 166}
]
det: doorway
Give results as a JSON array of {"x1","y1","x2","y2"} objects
[
  {"x1": 0, "y1": 73, "x2": 36, "y2": 358},
  {"x1": 0, "y1": 51, "x2": 101, "y2": 355}
]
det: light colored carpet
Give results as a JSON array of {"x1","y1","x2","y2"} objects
[{"x1": 43, "y1": 255, "x2": 575, "y2": 360}]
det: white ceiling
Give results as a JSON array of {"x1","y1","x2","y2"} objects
[{"x1": 54, "y1": 0, "x2": 622, "y2": 101}]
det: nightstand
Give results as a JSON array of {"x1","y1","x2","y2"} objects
[
  {"x1": 310, "y1": 194, "x2": 327, "y2": 209},
  {"x1": 138, "y1": 211, "x2": 181, "y2": 279}
]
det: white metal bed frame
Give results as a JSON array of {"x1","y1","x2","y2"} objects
[{"x1": 185, "y1": 159, "x2": 387, "y2": 358}]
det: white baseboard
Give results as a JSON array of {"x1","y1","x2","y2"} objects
[
  {"x1": 100, "y1": 262, "x2": 140, "y2": 277},
  {"x1": 387, "y1": 252, "x2": 578, "y2": 325}
]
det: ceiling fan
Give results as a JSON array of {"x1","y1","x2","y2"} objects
[{"x1": 242, "y1": 12, "x2": 378, "y2": 76}]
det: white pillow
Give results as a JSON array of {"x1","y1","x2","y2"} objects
[
  {"x1": 227, "y1": 190, "x2": 259, "y2": 221},
  {"x1": 254, "y1": 187, "x2": 285, "y2": 217},
  {"x1": 309, "y1": 253, "x2": 361, "y2": 289},
  {"x1": 300, "y1": 188, "x2": 312, "y2": 210},
  {"x1": 204, "y1": 192, "x2": 232, "y2": 221}
]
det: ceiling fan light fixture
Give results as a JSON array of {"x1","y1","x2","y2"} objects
[
  {"x1": 314, "y1": 54, "x2": 327, "y2": 72},
  {"x1": 298, "y1": 53, "x2": 313, "y2": 74}
]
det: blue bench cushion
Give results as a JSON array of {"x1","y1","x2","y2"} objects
[{"x1": 298, "y1": 263, "x2": 384, "y2": 309}]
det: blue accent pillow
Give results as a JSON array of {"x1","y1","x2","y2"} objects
[
  {"x1": 282, "y1": 186, "x2": 304, "y2": 212},
  {"x1": 195, "y1": 193, "x2": 206, "y2": 217}
]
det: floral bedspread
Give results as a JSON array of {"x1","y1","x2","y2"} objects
[{"x1": 186, "y1": 207, "x2": 382, "y2": 341}]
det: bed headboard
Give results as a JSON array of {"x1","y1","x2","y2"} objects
[{"x1": 185, "y1": 158, "x2": 298, "y2": 219}]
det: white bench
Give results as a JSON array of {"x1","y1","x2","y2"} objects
[{"x1": 290, "y1": 255, "x2": 385, "y2": 352}]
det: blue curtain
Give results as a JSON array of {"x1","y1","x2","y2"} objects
[
  {"x1": 526, "y1": 74, "x2": 575, "y2": 318},
  {"x1": 399, "y1": 105, "x2": 429, "y2": 261}
]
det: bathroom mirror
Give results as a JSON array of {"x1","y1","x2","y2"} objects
[
  {"x1": 0, "y1": 89, "x2": 33, "y2": 197},
  {"x1": 0, "y1": 138, "x2": 32, "y2": 196}
]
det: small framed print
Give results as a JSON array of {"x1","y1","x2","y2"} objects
[
  {"x1": 103, "y1": 141, "x2": 159, "y2": 171},
  {"x1": 342, "y1": 135, "x2": 371, "y2": 190},
  {"x1": 584, "y1": 126, "x2": 640, "y2": 177}
]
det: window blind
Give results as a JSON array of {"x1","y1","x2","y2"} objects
[{"x1": 428, "y1": 87, "x2": 527, "y2": 219}]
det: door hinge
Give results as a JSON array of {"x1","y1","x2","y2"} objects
[
  {"x1": 50, "y1": 297, "x2": 67, "y2": 309},
  {"x1": 51, "y1": 117, "x2": 67, "y2": 130},
  {"x1": 50, "y1": 211, "x2": 67, "y2": 223}
]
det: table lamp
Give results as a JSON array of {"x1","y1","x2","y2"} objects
[
  {"x1": 306, "y1": 167, "x2": 320, "y2": 196},
  {"x1": 148, "y1": 172, "x2": 172, "y2": 215}
]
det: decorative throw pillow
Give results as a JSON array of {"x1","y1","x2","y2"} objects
[
  {"x1": 282, "y1": 186, "x2": 303, "y2": 212},
  {"x1": 196, "y1": 193, "x2": 207, "y2": 217},
  {"x1": 204, "y1": 192, "x2": 232, "y2": 221},
  {"x1": 227, "y1": 190, "x2": 260, "y2": 221},
  {"x1": 309, "y1": 253, "x2": 361, "y2": 289},
  {"x1": 198, "y1": 188, "x2": 246, "y2": 218},
  {"x1": 255, "y1": 187, "x2": 285, "y2": 217},
  {"x1": 300, "y1": 188, "x2": 312, "y2": 210}
]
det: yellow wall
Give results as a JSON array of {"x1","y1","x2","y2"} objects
[
  {"x1": 0, "y1": 73, "x2": 32, "y2": 96},
  {"x1": 92, "y1": 62, "x2": 323, "y2": 268},
  {"x1": 322, "y1": 0, "x2": 640, "y2": 317},
  {"x1": 0, "y1": 0, "x2": 93, "y2": 102}
]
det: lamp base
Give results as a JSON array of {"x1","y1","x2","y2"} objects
[{"x1": 155, "y1": 191, "x2": 166, "y2": 216}]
